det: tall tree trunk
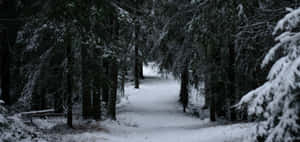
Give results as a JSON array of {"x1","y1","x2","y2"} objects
[
  {"x1": 134, "y1": 32, "x2": 140, "y2": 89},
  {"x1": 203, "y1": 78, "x2": 209, "y2": 109},
  {"x1": 81, "y1": 45, "x2": 92, "y2": 119},
  {"x1": 203, "y1": 45, "x2": 209, "y2": 109},
  {"x1": 102, "y1": 60, "x2": 109, "y2": 104},
  {"x1": 134, "y1": 1, "x2": 140, "y2": 89},
  {"x1": 139, "y1": 61, "x2": 144, "y2": 79},
  {"x1": 120, "y1": 67, "x2": 126, "y2": 97},
  {"x1": 66, "y1": 33, "x2": 73, "y2": 128},
  {"x1": 1, "y1": 35, "x2": 10, "y2": 105},
  {"x1": 93, "y1": 86, "x2": 101, "y2": 120},
  {"x1": 209, "y1": 90, "x2": 216, "y2": 121},
  {"x1": 0, "y1": 0, "x2": 17, "y2": 105},
  {"x1": 228, "y1": 43, "x2": 236, "y2": 121},
  {"x1": 207, "y1": 42, "x2": 217, "y2": 121},
  {"x1": 208, "y1": 0, "x2": 217, "y2": 122},
  {"x1": 228, "y1": 1, "x2": 238, "y2": 121},
  {"x1": 180, "y1": 65, "x2": 189, "y2": 112},
  {"x1": 108, "y1": 60, "x2": 118, "y2": 120}
]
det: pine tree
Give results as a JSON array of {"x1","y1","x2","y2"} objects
[
  {"x1": 238, "y1": 8, "x2": 300, "y2": 142},
  {"x1": 65, "y1": 29, "x2": 73, "y2": 128}
]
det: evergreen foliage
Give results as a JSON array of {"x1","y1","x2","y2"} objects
[{"x1": 0, "y1": 1, "x2": 299, "y2": 141}]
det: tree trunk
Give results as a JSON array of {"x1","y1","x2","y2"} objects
[
  {"x1": 120, "y1": 68, "x2": 126, "y2": 97},
  {"x1": 0, "y1": 32, "x2": 10, "y2": 105},
  {"x1": 93, "y1": 86, "x2": 101, "y2": 120},
  {"x1": 227, "y1": 0, "x2": 238, "y2": 121},
  {"x1": 209, "y1": 91, "x2": 216, "y2": 121},
  {"x1": 228, "y1": 43, "x2": 236, "y2": 121},
  {"x1": 0, "y1": 0, "x2": 17, "y2": 105},
  {"x1": 134, "y1": 1, "x2": 140, "y2": 89},
  {"x1": 134, "y1": 33, "x2": 140, "y2": 89},
  {"x1": 108, "y1": 60, "x2": 118, "y2": 120},
  {"x1": 81, "y1": 45, "x2": 92, "y2": 119},
  {"x1": 203, "y1": 75, "x2": 209, "y2": 109},
  {"x1": 66, "y1": 33, "x2": 73, "y2": 128},
  {"x1": 180, "y1": 65, "x2": 189, "y2": 112},
  {"x1": 139, "y1": 61, "x2": 144, "y2": 79},
  {"x1": 206, "y1": 41, "x2": 217, "y2": 122},
  {"x1": 103, "y1": 60, "x2": 109, "y2": 104},
  {"x1": 203, "y1": 44, "x2": 209, "y2": 109}
]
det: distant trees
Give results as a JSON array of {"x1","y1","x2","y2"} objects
[
  {"x1": 146, "y1": 1, "x2": 299, "y2": 128},
  {"x1": 2, "y1": 1, "x2": 299, "y2": 141},
  {"x1": 4, "y1": 0, "x2": 150, "y2": 126}
]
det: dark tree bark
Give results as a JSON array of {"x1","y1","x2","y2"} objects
[
  {"x1": 93, "y1": 86, "x2": 101, "y2": 120},
  {"x1": 134, "y1": 0, "x2": 140, "y2": 89},
  {"x1": 102, "y1": 59, "x2": 109, "y2": 104},
  {"x1": 134, "y1": 31, "x2": 140, "y2": 89},
  {"x1": 0, "y1": 34, "x2": 10, "y2": 105},
  {"x1": 203, "y1": 44, "x2": 209, "y2": 109},
  {"x1": 139, "y1": 61, "x2": 144, "y2": 79},
  {"x1": 228, "y1": 43, "x2": 236, "y2": 121},
  {"x1": 66, "y1": 33, "x2": 73, "y2": 128},
  {"x1": 120, "y1": 67, "x2": 126, "y2": 97},
  {"x1": 107, "y1": 4, "x2": 120, "y2": 120},
  {"x1": 0, "y1": 0, "x2": 17, "y2": 105},
  {"x1": 108, "y1": 60, "x2": 118, "y2": 120},
  {"x1": 209, "y1": 91, "x2": 216, "y2": 121},
  {"x1": 81, "y1": 45, "x2": 92, "y2": 119},
  {"x1": 206, "y1": 41, "x2": 217, "y2": 121},
  {"x1": 203, "y1": 75, "x2": 209, "y2": 109},
  {"x1": 179, "y1": 65, "x2": 189, "y2": 112},
  {"x1": 226, "y1": 0, "x2": 238, "y2": 121},
  {"x1": 208, "y1": 0, "x2": 217, "y2": 122}
]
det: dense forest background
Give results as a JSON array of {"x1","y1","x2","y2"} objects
[{"x1": 0, "y1": 0, "x2": 299, "y2": 142}]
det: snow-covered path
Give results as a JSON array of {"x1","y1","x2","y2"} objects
[
  {"x1": 64, "y1": 64, "x2": 253, "y2": 142},
  {"x1": 117, "y1": 67, "x2": 203, "y2": 130}
]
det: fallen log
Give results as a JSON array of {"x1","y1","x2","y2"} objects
[{"x1": 20, "y1": 109, "x2": 55, "y2": 116}]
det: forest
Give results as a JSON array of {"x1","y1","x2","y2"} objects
[{"x1": 0, "y1": 0, "x2": 299, "y2": 142}]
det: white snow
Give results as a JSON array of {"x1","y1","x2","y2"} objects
[
  {"x1": 0, "y1": 114, "x2": 7, "y2": 124},
  {"x1": 32, "y1": 118, "x2": 59, "y2": 130},
  {"x1": 63, "y1": 63, "x2": 253, "y2": 142}
]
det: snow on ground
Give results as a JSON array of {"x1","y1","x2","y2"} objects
[{"x1": 63, "y1": 63, "x2": 253, "y2": 142}]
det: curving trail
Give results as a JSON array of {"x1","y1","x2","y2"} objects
[{"x1": 64, "y1": 64, "x2": 253, "y2": 142}]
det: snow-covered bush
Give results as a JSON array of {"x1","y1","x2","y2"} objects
[
  {"x1": 238, "y1": 8, "x2": 300, "y2": 142},
  {"x1": 0, "y1": 104, "x2": 49, "y2": 142}
]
